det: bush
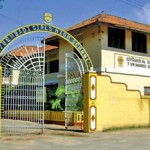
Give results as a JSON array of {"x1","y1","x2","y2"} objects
[{"x1": 49, "y1": 86, "x2": 65, "y2": 111}]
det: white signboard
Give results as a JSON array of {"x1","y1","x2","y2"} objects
[{"x1": 114, "y1": 54, "x2": 150, "y2": 76}]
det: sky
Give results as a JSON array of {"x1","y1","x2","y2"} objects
[{"x1": 0, "y1": 0, "x2": 150, "y2": 40}]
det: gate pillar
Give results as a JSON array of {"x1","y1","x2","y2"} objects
[
  {"x1": 83, "y1": 70, "x2": 97, "y2": 133},
  {"x1": 0, "y1": 65, "x2": 2, "y2": 137}
]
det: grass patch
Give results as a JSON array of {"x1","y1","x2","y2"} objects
[{"x1": 103, "y1": 125, "x2": 150, "y2": 132}]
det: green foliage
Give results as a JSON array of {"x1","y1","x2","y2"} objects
[
  {"x1": 55, "y1": 85, "x2": 65, "y2": 98},
  {"x1": 49, "y1": 98, "x2": 64, "y2": 111},
  {"x1": 66, "y1": 89, "x2": 83, "y2": 111},
  {"x1": 76, "y1": 93, "x2": 83, "y2": 111},
  {"x1": 49, "y1": 85, "x2": 84, "y2": 111},
  {"x1": 103, "y1": 125, "x2": 150, "y2": 132},
  {"x1": 49, "y1": 86, "x2": 65, "y2": 111}
]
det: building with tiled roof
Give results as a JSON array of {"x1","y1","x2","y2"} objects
[
  {"x1": 45, "y1": 13, "x2": 150, "y2": 99},
  {"x1": 7, "y1": 45, "x2": 58, "y2": 57},
  {"x1": 46, "y1": 13, "x2": 150, "y2": 41}
]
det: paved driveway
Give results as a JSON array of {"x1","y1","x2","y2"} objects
[{"x1": 1, "y1": 125, "x2": 150, "y2": 150}]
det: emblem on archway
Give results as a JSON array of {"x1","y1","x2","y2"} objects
[{"x1": 44, "y1": 13, "x2": 53, "y2": 24}]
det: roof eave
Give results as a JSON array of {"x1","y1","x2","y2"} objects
[
  {"x1": 45, "y1": 21, "x2": 99, "y2": 41},
  {"x1": 98, "y1": 21, "x2": 150, "y2": 35}
]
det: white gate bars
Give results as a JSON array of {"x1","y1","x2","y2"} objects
[
  {"x1": 2, "y1": 68, "x2": 44, "y2": 134},
  {"x1": 65, "y1": 52, "x2": 85, "y2": 129},
  {"x1": 0, "y1": 37, "x2": 45, "y2": 135}
]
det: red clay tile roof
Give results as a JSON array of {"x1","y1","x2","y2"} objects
[
  {"x1": 65, "y1": 13, "x2": 100, "y2": 32},
  {"x1": 9, "y1": 45, "x2": 58, "y2": 57},
  {"x1": 46, "y1": 13, "x2": 150, "y2": 40},
  {"x1": 98, "y1": 14, "x2": 150, "y2": 33},
  {"x1": 67, "y1": 13, "x2": 150, "y2": 33}
]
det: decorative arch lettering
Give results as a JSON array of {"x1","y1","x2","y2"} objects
[{"x1": 0, "y1": 24, "x2": 93, "y2": 71}]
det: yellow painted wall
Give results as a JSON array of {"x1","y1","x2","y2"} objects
[
  {"x1": 58, "y1": 25, "x2": 101, "y2": 70},
  {"x1": 0, "y1": 66, "x2": 2, "y2": 137},
  {"x1": 59, "y1": 38, "x2": 73, "y2": 66},
  {"x1": 102, "y1": 72, "x2": 150, "y2": 95},
  {"x1": 46, "y1": 24, "x2": 150, "y2": 95},
  {"x1": 126, "y1": 30, "x2": 132, "y2": 51},
  {"x1": 58, "y1": 38, "x2": 73, "y2": 85},
  {"x1": 45, "y1": 72, "x2": 58, "y2": 81},
  {"x1": 83, "y1": 26, "x2": 101, "y2": 68},
  {"x1": 147, "y1": 35, "x2": 150, "y2": 55},
  {"x1": 45, "y1": 49, "x2": 59, "y2": 84},
  {"x1": 96, "y1": 74, "x2": 150, "y2": 131},
  {"x1": 45, "y1": 49, "x2": 59, "y2": 62},
  {"x1": 100, "y1": 25, "x2": 150, "y2": 95}
]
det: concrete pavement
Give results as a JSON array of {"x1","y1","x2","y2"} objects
[{"x1": 1, "y1": 125, "x2": 150, "y2": 150}]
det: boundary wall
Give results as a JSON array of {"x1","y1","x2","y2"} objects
[
  {"x1": 0, "y1": 66, "x2": 2, "y2": 137},
  {"x1": 83, "y1": 72, "x2": 150, "y2": 132}
]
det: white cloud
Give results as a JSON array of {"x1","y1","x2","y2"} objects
[{"x1": 135, "y1": 3, "x2": 150, "y2": 25}]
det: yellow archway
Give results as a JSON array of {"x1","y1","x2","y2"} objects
[{"x1": 0, "y1": 24, "x2": 93, "y2": 71}]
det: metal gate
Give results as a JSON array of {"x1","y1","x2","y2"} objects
[
  {"x1": 0, "y1": 37, "x2": 45, "y2": 135},
  {"x1": 65, "y1": 52, "x2": 85, "y2": 129}
]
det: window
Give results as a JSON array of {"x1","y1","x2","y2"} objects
[
  {"x1": 144, "y1": 87, "x2": 150, "y2": 96},
  {"x1": 74, "y1": 49, "x2": 82, "y2": 59},
  {"x1": 50, "y1": 60, "x2": 59, "y2": 73},
  {"x1": 45, "y1": 60, "x2": 59, "y2": 74},
  {"x1": 74, "y1": 43, "x2": 83, "y2": 59},
  {"x1": 46, "y1": 84, "x2": 58, "y2": 100},
  {"x1": 108, "y1": 27, "x2": 125, "y2": 49},
  {"x1": 45, "y1": 62, "x2": 47, "y2": 74},
  {"x1": 132, "y1": 32, "x2": 147, "y2": 53}
]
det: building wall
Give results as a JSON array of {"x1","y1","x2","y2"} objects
[
  {"x1": 45, "y1": 49, "x2": 59, "y2": 82},
  {"x1": 82, "y1": 25, "x2": 101, "y2": 69},
  {"x1": 58, "y1": 38, "x2": 73, "y2": 85},
  {"x1": 58, "y1": 25, "x2": 101, "y2": 71},
  {"x1": 45, "y1": 73, "x2": 58, "y2": 82},
  {"x1": 83, "y1": 72, "x2": 150, "y2": 132},
  {"x1": 0, "y1": 66, "x2": 1, "y2": 137},
  {"x1": 100, "y1": 25, "x2": 150, "y2": 95},
  {"x1": 59, "y1": 38, "x2": 73, "y2": 70},
  {"x1": 96, "y1": 74, "x2": 150, "y2": 131},
  {"x1": 46, "y1": 24, "x2": 150, "y2": 95}
]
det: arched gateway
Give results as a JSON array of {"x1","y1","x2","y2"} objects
[
  {"x1": 0, "y1": 24, "x2": 93, "y2": 70},
  {"x1": 0, "y1": 23, "x2": 93, "y2": 135}
]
